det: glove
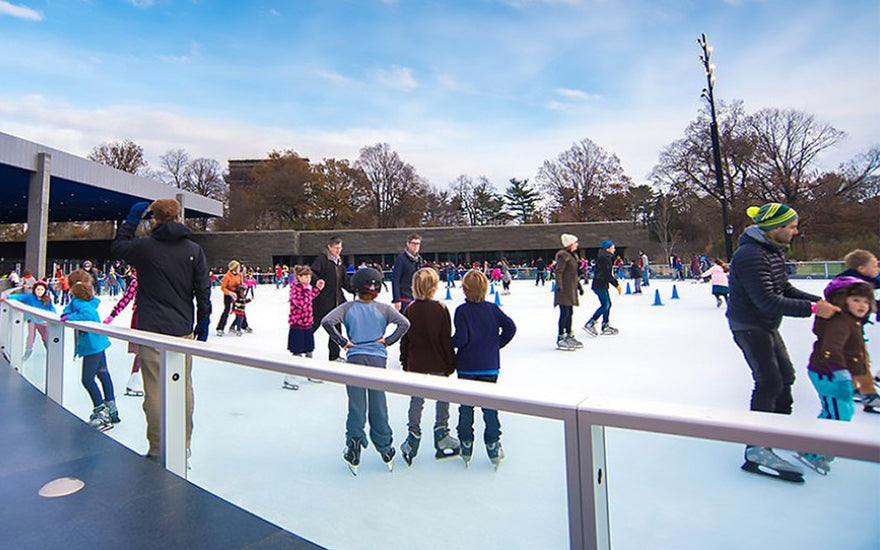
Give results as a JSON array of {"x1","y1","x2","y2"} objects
[
  {"x1": 103, "y1": 317, "x2": 113, "y2": 324},
  {"x1": 194, "y1": 317, "x2": 209, "y2": 342},
  {"x1": 60, "y1": 314, "x2": 69, "y2": 322},
  {"x1": 125, "y1": 201, "x2": 151, "y2": 226},
  {"x1": 616, "y1": 285, "x2": 622, "y2": 295}
]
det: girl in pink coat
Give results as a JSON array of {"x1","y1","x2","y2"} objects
[
  {"x1": 701, "y1": 259, "x2": 730, "y2": 308},
  {"x1": 283, "y1": 265, "x2": 325, "y2": 390}
]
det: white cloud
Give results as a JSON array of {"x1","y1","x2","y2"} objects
[
  {"x1": 376, "y1": 65, "x2": 418, "y2": 91},
  {"x1": 555, "y1": 87, "x2": 601, "y2": 101},
  {"x1": 128, "y1": 0, "x2": 156, "y2": 7},
  {"x1": 0, "y1": 0, "x2": 42, "y2": 20},
  {"x1": 316, "y1": 69, "x2": 356, "y2": 87}
]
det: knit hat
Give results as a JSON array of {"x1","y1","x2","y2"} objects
[
  {"x1": 599, "y1": 239, "x2": 615, "y2": 250},
  {"x1": 561, "y1": 234, "x2": 578, "y2": 248},
  {"x1": 746, "y1": 203, "x2": 798, "y2": 230}
]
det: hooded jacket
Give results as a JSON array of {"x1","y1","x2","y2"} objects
[
  {"x1": 111, "y1": 221, "x2": 211, "y2": 337},
  {"x1": 808, "y1": 312, "x2": 868, "y2": 376},
  {"x1": 726, "y1": 226, "x2": 819, "y2": 331},
  {"x1": 63, "y1": 297, "x2": 111, "y2": 357}
]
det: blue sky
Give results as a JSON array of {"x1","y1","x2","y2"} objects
[{"x1": 1, "y1": 0, "x2": 878, "y2": 189}]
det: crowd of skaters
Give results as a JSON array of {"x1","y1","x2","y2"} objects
[{"x1": 1, "y1": 200, "x2": 876, "y2": 482}]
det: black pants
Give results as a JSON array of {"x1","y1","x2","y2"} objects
[
  {"x1": 558, "y1": 305, "x2": 573, "y2": 336},
  {"x1": 216, "y1": 294, "x2": 249, "y2": 331},
  {"x1": 732, "y1": 329, "x2": 795, "y2": 414},
  {"x1": 312, "y1": 320, "x2": 342, "y2": 361}
]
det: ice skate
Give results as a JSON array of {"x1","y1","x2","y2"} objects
[
  {"x1": 215, "y1": 329, "x2": 224, "y2": 337},
  {"x1": 343, "y1": 437, "x2": 365, "y2": 476},
  {"x1": 282, "y1": 375, "x2": 299, "y2": 391},
  {"x1": 89, "y1": 404, "x2": 113, "y2": 432},
  {"x1": 307, "y1": 378, "x2": 324, "y2": 383},
  {"x1": 244, "y1": 327, "x2": 254, "y2": 334},
  {"x1": 434, "y1": 426, "x2": 461, "y2": 459},
  {"x1": 582, "y1": 321, "x2": 598, "y2": 337},
  {"x1": 600, "y1": 323, "x2": 619, "y2": 336},
  {"x1": 460, "y1": 440, "x2": 474, "y2": 467},
  {"x1": 401, "y1": 431, "x2": 421, "y2": 466},
  {"x1": 716, "y1": 296, "x2": 723, "y2": 308},
  {"x1": 861, "y1": 394, "x2": 880, "y2": 414},
  {"x1": 741, "y1": 446, "x2": 804, "y2": 483},
  {"x1": 104, "y1": 399, "x2": 120, "y2": 424},
  {"x1": 486, "y1": 440, "x2": 505, "y2": 471},
  {"x1": 564, "y1": 334, "x2": 583, "y2": 349},
  {"x1": 380, "y1": 446, "x2": 396, "y2": 471},
  {"x1": 556, "y1": 336, "x2": 576, "y2": 351},
  {"x1": 125, "y1": 371, "x2": 144, "y2": 397},
  {"x1": 22, "y1": 348, "x2": 33, "y2": 362},
  {"x1": 794, "y1": 452, "x2": 832, "y2": 476}
]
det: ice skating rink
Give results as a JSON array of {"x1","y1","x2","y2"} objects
[{"x1": 18, "y1": 279, "x2": 879, "y2": 550}]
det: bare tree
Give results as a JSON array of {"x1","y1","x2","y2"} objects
[
  {"x1": 159, "y1": 149, "x2": 191, "y2": 189},
  {"x1": 88, "y1": 139, "x2": 149, "y2": 175},
  {"x1": 354, "y1": 143, "x2": 426, "y2": 228},
  {"x1": 536, "y1": 138, "x2": 631, "y2": 221}
]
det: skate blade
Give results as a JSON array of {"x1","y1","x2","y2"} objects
[
  {"x1": 281, "y1": 383, "x2": 299, "y2": 391},
  {"x1": 95, "y1": 424, "x2": 113, "y2": 432},
  {"x1": 344, "y1": 461, "x2": 358, "y2": 476},
  {"x1": 863, "y1": 406, "x2": 880, "y2": 414},
  {"x1": 741, "y1": 461, "x2": 804, "y2": 483},
  {"x1": 492, "y1": 460, "x2": 501, "y2": 471},
  {"x1": 435, "y1": 448, "x2": 460, "y2": 459},
  {"x1": 792, "y1": 454, "x2": 830, "y2": 476},
  {"x1": 124, "y1": 390, "x2": 144, "y2": 397},
  {"x1": 385, "y1": 461, "x2": 394, "y2": 472}
]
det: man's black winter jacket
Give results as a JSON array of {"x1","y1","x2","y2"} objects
[
  {"x1": 727, "y1": 227, "x2": 818, "y2": 331},
  {"x1": 111, "y1": 221, "x2": 211, "y2": 337}
]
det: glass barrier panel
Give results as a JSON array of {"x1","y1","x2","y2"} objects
[
  {"x1": 604, "y1": 427, "x2": 879, "y2": 550},
  {"x1": 188, "y1": 356, "x2": 572, "y2": 550},
  {"x1": 18, "y1": 318, "x2": 48, "y2": 392}
]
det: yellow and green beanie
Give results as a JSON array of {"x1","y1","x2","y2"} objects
[{"x1": 746, "y1": 203, "x2": 798, "y2": 230}]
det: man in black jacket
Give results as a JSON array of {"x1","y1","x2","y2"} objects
[
  {"x1": 310, "y1": 236, "x2": 352, "y2": 361},
  {"x1": 391, "y1": 233, "x2": 425, "y2": 311},
  {"x1": 584, "y1": 240, "x2": 622, "y2": 336},
  {"x1": 112, "y1": 199, "x2": 211, "y2": 460},
  {"x1": 727, "y1": 203, "x2": 838, "y2": 482}
]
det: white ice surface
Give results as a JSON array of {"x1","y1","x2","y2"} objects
[{"x1": 17, "y1": 279, "x2": 880, "y2": 550}]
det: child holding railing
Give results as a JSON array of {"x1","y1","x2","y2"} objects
[
  {"x1": 62, "y1": 270, "x2": 118, "y2": 432},
  {"x1": 3, "y1": 280, "x2": 56, "y2": 361}
]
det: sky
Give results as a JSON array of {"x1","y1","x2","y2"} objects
[{"x1": 1, "y1": 0, "x2": 878, "y2": 190}]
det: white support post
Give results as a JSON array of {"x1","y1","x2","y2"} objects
[
  {"x1": 9, "y1": 309, "x2": 24, "y2": 372},
  {"x1": 564, "y1": 416, "x2": 586, "y2": 550},
  {"x1": 578, "y1": 414, "x2": 611, "y2": 550},
  {"x1": 45, "y1": 322, "x2": 65, "y2": 404},
  {"x1": 160, "y1": 349, "x2": 188, "y2": 478},
  {"x1": 0, "y1": 302, "x2": 10, "y2": 363}
]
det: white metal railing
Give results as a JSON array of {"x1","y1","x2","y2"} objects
[{"x1": 1, "y1": 295, "x2": 878, "y2": 550}]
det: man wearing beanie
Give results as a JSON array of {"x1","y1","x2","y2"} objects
[
  {"x1": 584, "y1": 239, "x2": 622, "y2": 336},
  {"x1": 727, "y1": 202, "x2": 839, "y2": 483},
  {"x1": 554, "y1": 234, "x2": 583, "y2": 350}
]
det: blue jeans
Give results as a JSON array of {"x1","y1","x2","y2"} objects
[
  {"x1": 588, "y1": 289, "x2": 612, "y2": 325},
  {"x1": 345, "y1": 354, "x2": 393, "y2": 453},
  {"x1": 457, "y1": 374, "x2": 501, "y2": 443},
  {"x1": 82, "y1": 351, "x2": 114, "y2": 407}
]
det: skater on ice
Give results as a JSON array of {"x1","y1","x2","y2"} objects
[
  {"x1": 701, "y1": 258, "x2": 730, "y2": 308},
  {"x1": 554, "y1": 233, "x2": 584, "y2": 351},
  {"x1": 103, "y1": 270, "x2": 144, "y2": 397},
  {"x1": 726, "y1": 203, "x2": 839, "y2": 482},
  {"x1": 398, "y1": 267, "x2": 459, "y2": 465},
  {"x1": 583, "y1": 240, "x2": 622, "y2": 337},
  {"x1": 283, "y1": 265, "x2": 325, "y2": 390},
  {"x1": 62, "y1": 270, "x2": 119, "y2": 431},
  {"x1": 452, "y1": 269, "x2": 516, "y2": 469},
  {"x1": 322, "y1": 267, "x2": 410, "y2": 475},
  {"x1": 794, "y1": 275, "x2": 876, "y2": 475},
  {"x1": 311, "y1": 236, "x2": 353, "y2": 363},
  {"x1": 392, "y1": 233, "x2": 425, "y2": 312},
  {"x1": 3, "y1": 279, "x2": 55, "y2": 362}
]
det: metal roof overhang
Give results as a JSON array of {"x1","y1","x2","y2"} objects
[{"x1": 0, "y1": 131, "x2": 224, "y2": 223}]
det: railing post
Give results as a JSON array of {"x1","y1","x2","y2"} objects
[
  {"x1": 160, "y1": 348, "x2": 188, "y2": 478},
  {"x1": 45, "y1": 321, "x2": 65, "y2": 404},
  {"x1": 564, "y1": 416, "x2": 586, "y2": 550},
  {"x1": 9, "y1": 309, "x2": 25, "y2": 372},
  {"x1": 0, "y1": 302, "x2": 10, "y2": 362},
  {"x1": 578, "y1": 408, "x2": 611, "y2": 550}
]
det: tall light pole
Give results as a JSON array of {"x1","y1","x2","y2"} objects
[{"x1": 697, "y1": 33, "x2": 734, "y2": 262}]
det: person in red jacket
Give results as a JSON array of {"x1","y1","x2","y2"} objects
[{"x1": 398, "y1": 268, "x2": 458, "y2": 465}]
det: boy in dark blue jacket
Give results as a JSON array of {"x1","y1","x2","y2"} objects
[{"x1": 452, "y1": 269, "x2": 516, "y2": 469}]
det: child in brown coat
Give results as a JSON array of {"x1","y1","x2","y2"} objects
[
  {"x1": 795, "y1": 276, "x2": 876, "y2": 475},
  {"x1": 398, "y1": 268, "x2": 459, "y2": 465}
]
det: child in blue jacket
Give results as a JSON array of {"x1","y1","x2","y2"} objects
[
  {"x1": 63, "y1": 270, "x2": 118, "y2": 431},
  {"x1": 4, "y1": 280, "x2": 56, "y2": 361},
  {"x1": 452, "y1": 269, "x2": 516, "y2": 469}
]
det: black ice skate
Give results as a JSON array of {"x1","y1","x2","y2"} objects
[
  {"x1": 343, "y1": 437, "x2": 365, "y2": 476},
  {"x1": 460, "y1": 440, "x2": 474, "y2": 467},
  {"x1": 380, "y1": 446, "x2": 396, "y2": 471},
  {"x1": 89, "y1": 404, "x2": 113, "y2": 432},
  {"x1": 401, "y1": 431, "x2": 421, "y2": 466},
  {"x1": 600, "y1": 324, "x2": 619, "y2": 336},
  {"x1": 741, "y1": 446, "x2": 804, "y2": 483},
  {"x1": 486, "y1": 440, "x2": 505, "y2": 471},
  {"x1": 434, "y1": 426, "x2": 461, "y2": 459},
  {"x1": 861, "y1": 394, "x2": 880, "y2": 414}
]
